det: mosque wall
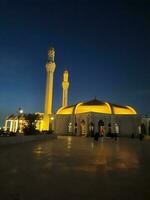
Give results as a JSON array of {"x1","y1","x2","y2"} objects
[
  {"x1": 55, "y1": 112, "x2": 141, "y2": 136},
  {"x1": 142, "y1": 116, "x2": 150, "y2": 135},
  {"x1": 112, "y1": 115, "x2": 141, "y2": 136},
  {"x1": 55, "y1": 114, "x2": 73, "y2": 135}
]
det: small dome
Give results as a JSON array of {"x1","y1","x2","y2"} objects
[{"x1": 56, "y1": 99, "x2": 137, "y2": 115}]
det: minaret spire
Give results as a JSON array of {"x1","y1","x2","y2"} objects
[
  {"x1": 62, "y1": 70, "x2": 69, "y2": 107},
  {"x1": 43, "y1": 47, "x2": 56, "y2": 130}
]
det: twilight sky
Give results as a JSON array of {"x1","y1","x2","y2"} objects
[{"x1": 0, "y1": 0, "x2": 149, "y2": 125}]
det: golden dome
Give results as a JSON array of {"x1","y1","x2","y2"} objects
[{"x1": 56, "y1": 99, "x2": 137, "y2": 115}]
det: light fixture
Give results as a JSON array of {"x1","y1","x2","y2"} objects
[{"x1": 50, "y1": 117, "x2": 54, "y2": 120}]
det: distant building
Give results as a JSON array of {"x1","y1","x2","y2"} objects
[{"x1": 5, "y1": 113, "x2": 44, "y2": 133}]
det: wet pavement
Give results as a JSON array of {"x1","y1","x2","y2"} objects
[{"x1": 0, "y1": 136, "x2": 150, "y2": 200}]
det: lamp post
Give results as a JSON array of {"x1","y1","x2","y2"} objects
[
  {"x1": 17, "y1": 108, "x2": 23, "y2": 133},
  {"x1": 50, "y1": 116, "x2": 54, "y2": 133}
]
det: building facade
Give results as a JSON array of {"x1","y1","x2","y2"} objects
[
  {"x1": 55, "y1": 99, "x2": 140, "y2": 136},
  {"x1": 4, "y1": 47, "x2": 142, "y2": 136}
]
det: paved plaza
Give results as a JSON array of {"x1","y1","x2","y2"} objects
[{"x1": 0, "y1": 136, "x2": 150, "y2": 200}]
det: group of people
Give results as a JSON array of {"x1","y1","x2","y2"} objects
[
  {"x1": 93, "y1": 124, "x2": 119, "y2": 141},
  {"x1": 89, "y1": 123, "x2": 145, "y2": 142}
]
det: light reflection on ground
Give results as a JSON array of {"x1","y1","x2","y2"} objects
[{"x1": 0, "y1": 136, "x2": 150, "y2": 200}]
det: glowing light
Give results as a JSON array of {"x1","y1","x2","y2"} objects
[
  {"x1": 75, "y1": 104, "x2": 111, "y2": 114},
  {"x1": 113, "y1": 106, "x2": 136, "y2": 115},
  {"x1": 19, "y1": 109, "x2": 23, "y2": 114},
  {"x1": 57, "y1": 106, "x2": 74, "y2": 114},
  {"x1": 50, "y1": 117, "x2": 54, "y2": 120}
]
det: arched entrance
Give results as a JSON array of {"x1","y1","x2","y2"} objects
[
  {"x1": 80, "y1": 120, "x2": 86, "y2": 136},
  {"x1": 88, "y1": 122, "x2": 94, "y2": 137},
  {"x1": 68, "y1": 122, "x2": 72, "y2": 134}
]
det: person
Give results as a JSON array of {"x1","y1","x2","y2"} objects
[
  {"x1": 138, "y1": 125, "x2": 143, "y2": 141},
  {"x1": 114, "y1": 124, "x2": 119, "y2": 141},
  {"x1": 94, "y1": 132, "x2": 99, "y2": 141},
  {"x1": 99, "y1": 126, "x2": 103, "y2": 136}
]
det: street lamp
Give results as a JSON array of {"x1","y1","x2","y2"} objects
[
  {"x1": 19, "y1": 109, "x2": 23, "y2": 114},
  {"x1": 50, "y1": 116, "x2": 54, "y2": 121},
  {"x1": 17, "y1": 108, "x2": 24, "y2": 133},
  {"x1": 49, "y1": 116, "x2": 54, "y2": 133}
]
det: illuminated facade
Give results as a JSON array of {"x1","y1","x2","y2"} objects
[
  {"x1": 62, "y1": 70, "x2": 69, "y2": 107},
  {"x1": 5, "y1": 113, "x2": 44, "y2": 133},
  {"x1": 43, "y1": 48, "x2": 56, "y2": 131},
  {"x1": 57, "y1": 100, "x2": 137, "y2": 115},
  {"x1": 4, "y1": 47, "x2": 141, "y2": 136},
  {"x1": 55, "y1": 99, "x2": 140, "y2": 136}
]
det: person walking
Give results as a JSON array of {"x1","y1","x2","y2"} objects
[
  {"x1": 114, "y1": 124, "x2": 119, "y2": 141},
  {"x1": 138, "y1": 125, "x2": 143, "y2": 141}
]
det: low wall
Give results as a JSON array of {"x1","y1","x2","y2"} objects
[{"x1": 0, "y1": 134, "x2": 57, "y2": 146}]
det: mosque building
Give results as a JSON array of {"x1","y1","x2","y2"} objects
[{"x1": 5, "y1": 47, "x2": 141, "y2": 136}]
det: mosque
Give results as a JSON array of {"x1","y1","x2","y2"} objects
[{"x1": 5, "y1": 47, "x2": 141, "y2": 136}]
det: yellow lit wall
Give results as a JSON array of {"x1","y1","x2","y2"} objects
[
  {"x1": 57, "y1": 106, "x2": 74, "y2": 114},
  {"x1": 113, "y1": 106, "x2": 136, "y2": 115},
  {"x1": 75, "y1": 104, "x2": 111, "y2": 114},
  {"x1": 56, "y1": 102, "x2": 137, "y2": 115}
]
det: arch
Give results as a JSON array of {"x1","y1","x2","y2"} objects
[
  {"x1": 126, "y1": 106, "x2": 137, "y2": 114},
  {"x1": 80, "y1": 120, "x2": 86, "y2": 136},
  {"x1": 68, "y1": 122, "x2": 72, "y2": 134},
  {"x1": 74, "y1": 102, "x2": 83, "y2": 114},
  {"x1": 56, "y1": 106, "x2": 65, "y2": 114},
  {"x1": 104, "y1": 102, "x2": 112, "y2": 114},
  {"x1": 88, "y1": 122, "x2": 95, "y2": 137}
]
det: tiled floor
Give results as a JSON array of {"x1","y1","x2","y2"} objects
[{"x1": 0, "y1": 136, "x2": 150, "y2": 200}]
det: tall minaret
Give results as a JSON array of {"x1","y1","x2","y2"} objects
[
  {"x1": 43, "y1": 47, "x2": 56, "y2": 130},
  {"x1": 62, "y1": 70, "x2": 69, "y2": 107}
]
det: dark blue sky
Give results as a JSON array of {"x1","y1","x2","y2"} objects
[{"x1": 0, "y1": 0, "x2": 149, "y2": 125}]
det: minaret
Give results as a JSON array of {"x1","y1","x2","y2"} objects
[
  {"x1": 62, "y1": 70, "x2": 69, "y2": 107},
  {"x1": 43, "y1": 47, "x2": 56, "y2": 130}
]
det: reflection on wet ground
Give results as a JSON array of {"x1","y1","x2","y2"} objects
[{"x1": 0, "y1": 136, "x2": 150, "y2": 200}]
